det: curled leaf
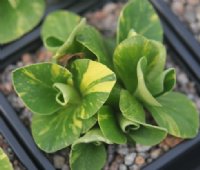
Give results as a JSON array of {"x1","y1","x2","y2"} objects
[
  {"x1": 41, "y1": 11, "x2": 81, "y2": 53},
  {"x1": 13, "y1": 59, "x2": 116, "y2": 152},
  {"x1": 12, "y1": 63, "x2": 72, "y2": 115},
  {"x1": 119, "y1": 90, "x2": 167, "y2": 145},
  {"x1": 113, "y1": 35, "x2": 166, "y2": 93},
  {"x1": 76, "y1": 25, "x2": 113, "y2": 68},
  {"x1": 147, "y1": 68, "x2": 176, "y2": 96},
  {"x1": 134, "y1": 57, "x2": 161, "y2": 106}
]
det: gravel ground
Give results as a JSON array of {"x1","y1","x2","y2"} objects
[
  {"x1": 165, "y1": 0, "x2": 200, "y2": 42},
  {"x1": 0, "y1": 2, "x2": 200, "y2": 170},
  {"x1": 0, "y1": 133, "x2": 26, "y2": 170}
]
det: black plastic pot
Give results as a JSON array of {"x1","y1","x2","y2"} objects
[
  {"x1": 0, "y1": 0, "x2": 106, "y2": 71},
  {"x1": 142, "y1": 1, "x2": 200, "y2": 169},
  {"x1": 0, "y1": 93, "x2": 55, "y2": 170},
  {"x1": 0, "y1": 115, "x2": 38, "y2": 170},
  {"x1": 150, "y1": 0, "x2": 200, "y2": 92},
  {"x1": 1, "y1": 0, "x2": 200, "y2": 169},
  {"x1": 143, "y1": 133, "x2": 200, "y2": 170}
]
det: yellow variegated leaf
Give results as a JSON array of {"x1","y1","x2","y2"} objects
[{"x1": 0, "y1": 148, "x2": 13, "y2": 170}]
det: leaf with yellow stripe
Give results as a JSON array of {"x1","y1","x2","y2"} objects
[
  {"x1": 32, "y1": 106, "x2": 83, "y2": 152},
  {"x1": 12, "y1": 63, "x2": 72, "y2": 115},
  {"x1": 114, "y1": 34, "x2": 166, "y2": 94},
  {"x1": 13, "y1": 59, "x2": 115, "y2": 152},
  {"x1": 71, "y1": 59, "x2": 116, "y2": 119},
  {"x1": 0, "y1": 0, "x2": 45, "y2": 44},
  {"x1": 0, "y1": 148, "x2": 13, "y2": 170}
]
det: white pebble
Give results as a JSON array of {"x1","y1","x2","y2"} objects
[
  {"x1": 136, "y1": 144, "x2": 151, "y2": 152},
  {"x1": 119, "y1": 164, "x2": 127, "y2": 170},
  {"x1": 124, "y1": 153, "x2": 136, "y2": 166}
]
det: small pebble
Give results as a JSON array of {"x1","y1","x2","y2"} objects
[
  {"x1": 22, "y1": 53, "x2": 33, "y2": 65},
  {"x1": 134, "y1": 155, "x2": 145, "y2": 166},
  {"x1": 119, "y1": 164, "x2": 127, "y2": 170},
  {"x1": 150, "y1": 148, "x2": 162, "y2": 159},
  {"x1": 136, "y1": 144, "x2": 151, "y2": 152},
  {"x1": 62, "y1": 164, "x2": 69, "y2": 170},
  {"x1": 164, "y1": 136, "x2": 182, "y2": 148},
  {"x1": 177, "y1": 73, "x2": 189, "y2": 85},
  {"x1": 129, "y1": 164, "x2": 140, "y2": 170},
  {"x1": 117, "y1": 145, "x2": 129, "y2": 155},
  {"x1": 53, "y1": 155, "x2": 65, "y2": 169},
  {"x1": 124, "y1": 153, "x2": 136, "y2": 166}
]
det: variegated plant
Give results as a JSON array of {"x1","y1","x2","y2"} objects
[
  {"x1": 0, "y1": 148, "x2": 13, "y2": 170},
  {"x1": 12, "y1": 0, "x2": 199, "y2": 169},
  {"x1": 0, "y1": 0, "x2": 45, "y2": 44}
]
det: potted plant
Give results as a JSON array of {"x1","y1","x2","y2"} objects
[{"x1": 4, "y1": 0, "x2": 200, "y2": 169}]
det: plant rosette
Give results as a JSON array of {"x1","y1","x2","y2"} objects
[{"x1": 12, "y1": 0, "x2": 199, "y2": 169}]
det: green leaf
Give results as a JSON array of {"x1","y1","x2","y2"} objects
[
  {"x1": 53, "y1": 18, "x2": 86, "y2": 59},
  {"x1": 53, "y1": 83, "x2": 81, "y2": 106},
  {"x1": 106, "y1": 83, "x2": 121, "y2": 107},
  {"x1": 0, "y1": 148, "x2": 13, "y2": 170},
  {"x1": 12, "y1": 63, "x2": 72, "y2": 115},
  {"x1": 71, "y1": 59, "x2": 116, "y2": 119},
  {"x1": 70, "y1": 129, "x2": 111, "y2": 170},
  {"x1": 117, "y1": 0, "x2": 163, "y2": 44},
  {"x1": 81, "y1": 115, "x2": 97, "y2": 134},
  {"x1": 73, "y1": 129, "x2": 112, "y2": 145},
  {"x1": 13, "y1": 59, "x2": 115, "y2": 152},
  {"x1": 32, "y1": 106, "x2": 83, "y2": 152},
  {"x1": 41, "y1": 11, "x2": 81, "y2": 53},
  {"x1": 113, "y1": 35, "x2": 166, "y2": 93},
  {"x1": 134, "y1": 57, "x2": 161, "y2": 106},
  {"x1": 120, "y1": 89, "x2": 145, "y2": 123},
  {"x1": 76, "y1": 25, "x2": 113, "y2": 68},
  {"x1": 98, "y1": 106, "x2": 127, "y2": 144},
  {"x1": 0, "y1": 0, "x2": 45, "y2": 44},
  {"x1": 147, "y1": 92, "x2": 199, "y2": 138},
  {"x1": 147, "y1": 68, "x2": 176, "y2": 96},
  {"x1": 70, "y1": 143, "x2": 106, "y2": 170},
  {"x1": 119, "y1": 90, "x2": 167, "y2": 145},
  {"x1": 8, "y1": 0, "x2": 19, "y2": 8}
]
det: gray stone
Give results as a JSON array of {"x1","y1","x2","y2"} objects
[
  {"x1": 119, "y1": 164, "x2": 127, "y2": 170},
  {"x1": 129, "y1": 164, "x2": 140, "y2": 170},
  {"x1": 62, "y1": 164, "x2": 69, "y2": 170},
  {"x1": 136, "y1": 144, "x2": 151, "y2": 152},
  {"x1": 177, "y1": 73, "x2": 189, "y2": 85},
  {"x1": 53, "y1": 155, "x2": 65, "y2": 169},
  {"x1": 124, "y1": 153, "x2": 136, "y2": 166},
  {"x1": 184, "y1": 5, "x2": 196, "y2": 22},
  {"x1": 150, "y1": 149, "x2": 162, "y2": 159},
  {"x1": 171, "y1": 1, "x2": 184, "y2": 15},
  {"x1": 190, "y1": 22, "x2": 199, "y2": 34},
  {"x1": 117, "y1": 145, "x2": 129, "y2": 155}
]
